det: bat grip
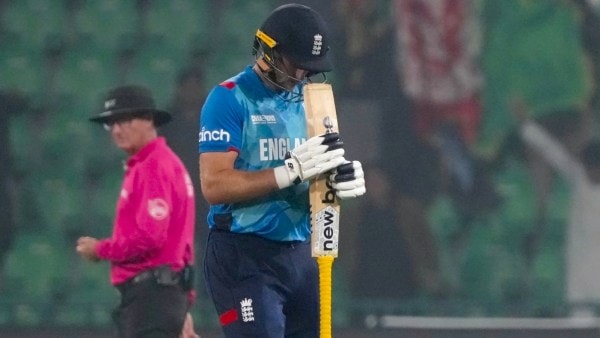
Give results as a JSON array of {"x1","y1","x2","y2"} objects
[{"x1": 317, "y1": 255, "x2": 335, "y2": 338}]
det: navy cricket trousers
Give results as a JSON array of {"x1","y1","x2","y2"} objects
[{"x1": 204, "y1": 230, "x2": 319, "y2": 338}]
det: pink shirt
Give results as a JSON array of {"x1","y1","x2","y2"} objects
[{"x1": 96, "y1": 137, "x2": 196, "y2": 285}]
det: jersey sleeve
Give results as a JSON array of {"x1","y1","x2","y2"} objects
[
  {"x1": 96, "y1": 160, "x2": 172, "y2": 263},
  {"x1": 198, "y1": 84, "x2": 244, "y2": 153}
]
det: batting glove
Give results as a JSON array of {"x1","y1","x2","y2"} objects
[
  {"x1": 329, "y1": 160, "x2": 366, "y2": 199},
  {"x1": 274, "y1": 133, "x2": 346, "y2": 189}
]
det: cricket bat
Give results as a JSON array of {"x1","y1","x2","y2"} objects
[{"x1": 303, "y1": 83, "x2": 340, "y2": 338}]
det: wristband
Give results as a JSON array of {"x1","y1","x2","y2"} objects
[{"x1": 273, "y1": 164, "x2": 301, "y2": 189}]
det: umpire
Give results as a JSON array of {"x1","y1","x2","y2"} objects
[{"x1": 76, "y1": 85, "x2": 198, "y2": 337}]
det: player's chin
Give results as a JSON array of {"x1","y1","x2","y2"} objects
[
  {"x1": 279, "y1": 82, "x2": 297, "y2": 91},
  {"x1": 278, "y1": 77, "x2": 303, "y2": 91}
]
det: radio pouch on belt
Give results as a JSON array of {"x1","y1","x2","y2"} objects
[
  {"x1": 181, "y1": 265, "x2": 195, "y2": 291},
  {"x1": 154, "y1": 265, "x2": 180, "y2": 286}
]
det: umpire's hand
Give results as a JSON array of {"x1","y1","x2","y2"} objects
[
  {"x1": 76, "y1": 236, "x2": 100, "y2": 262},
  {"x1": 179, "y1": 313, "x2": 201, "y2": 338}
]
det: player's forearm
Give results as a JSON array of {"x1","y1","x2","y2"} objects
[{"x1": 201, "y1": 168, "x2": 279, "y2": 204}]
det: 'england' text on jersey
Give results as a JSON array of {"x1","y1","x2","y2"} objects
[{"x1": 259, "y1": 137, "x2": 305, "y2": 161}]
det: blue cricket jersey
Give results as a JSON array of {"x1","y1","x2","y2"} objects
[{"x1": 198, "y1": 66, "x2": 310, "y2": 242}]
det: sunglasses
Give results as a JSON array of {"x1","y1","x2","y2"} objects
[
  {"x1": 102, "y1": 118, "x2": 134, "y2": 131},
  {"x1": 102, "y1": 112, "x2": 153, "y2": 131}
]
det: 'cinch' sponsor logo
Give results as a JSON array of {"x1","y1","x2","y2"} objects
[{"x1": 199, "y1": 127, "x2": 231, "y2": 143}]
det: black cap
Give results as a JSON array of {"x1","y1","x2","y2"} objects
[
  {"x1": 258, "y1": 4, "x2": 332, "y2": 73},
  {"x1": 89, "y1": 85, "x2": 171, "y2": 126}
]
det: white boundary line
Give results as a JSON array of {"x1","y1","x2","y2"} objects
[{"x1": 378, "y1": 316, "x2": 600, "y2": 330}]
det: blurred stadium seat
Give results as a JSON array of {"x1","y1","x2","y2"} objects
[
  {"x1": 69, "y1": 0, "x2": 139, "y2": 49},
  {"x1": 0, "y1": 35, "x2": 44, "y2": 99},
  {"x1": 141, "y1": 0, "x2": 207, "y2": 48},
  {"x1": 0, "y1": 0, "x2": 66, "y2": 48},
  {"x1": 123, "y1": 35, "x2": 188, "y2": 107},
  {"x1": 52, "y1": 41, "x2": 119, "y2": 113}
]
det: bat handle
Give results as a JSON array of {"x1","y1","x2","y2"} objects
[{"x1": 317, "y1": 255, "x2": 335, "y2": 338}]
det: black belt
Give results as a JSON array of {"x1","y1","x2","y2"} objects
[
  {"x1": 130, "y1": 269, "x2": 158, "y2": 284},
  {"x1": 210, "y1": 228, "x2": 306, "y2": 248},
  {"x1": 123, "y1": 265, "x2": 182, "y2": 288},
  {"x1": 117, "y1": 265, "x2": 195, "y2": 294}
]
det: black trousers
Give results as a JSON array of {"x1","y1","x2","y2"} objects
[{"x1": 113, "y1": 277, "x2": 188, "y2": 338}]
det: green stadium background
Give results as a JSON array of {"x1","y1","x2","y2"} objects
[{"x1": 1, "y1": 0, "x2": 598, "y2": 336}]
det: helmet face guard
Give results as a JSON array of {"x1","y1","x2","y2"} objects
[
  {"x1": 253, "y1": 30, "x2": 280, "y2": 73},
  {"x1": 253, "y1": 32, "x2": 328, "y2": 102}
]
